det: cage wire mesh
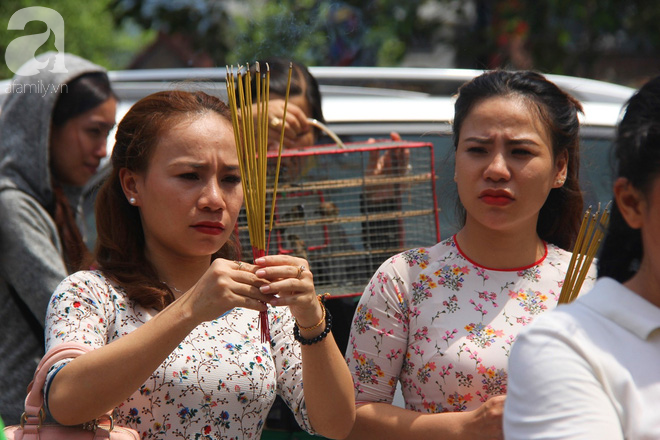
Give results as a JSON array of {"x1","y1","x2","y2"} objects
[{"x1": 237, "y1": 139, "x2": 440, "y2": 296}]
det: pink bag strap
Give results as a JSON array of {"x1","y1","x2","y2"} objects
[{"x1": 22, "y1": 342, "x2": 92, "y2": 421}]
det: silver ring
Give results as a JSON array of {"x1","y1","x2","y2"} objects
[
  {"x1": 296, "y1": 265, "x2": 306, "y2": 279},
  {"x1": 234, "y1": 260, "x2": 243, "y2": 270}
]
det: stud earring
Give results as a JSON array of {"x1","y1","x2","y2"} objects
[
  {"x1": 129, "y1": 197, "x2": 136, "y2": 205},
  {"x1": 556, "y1": 179, "x2": 565, "y2": 185}
]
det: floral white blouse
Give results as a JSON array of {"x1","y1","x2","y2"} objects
[
  {"x1": 346, "y1": 236, "x2": 595, "y2": 413},
  {"x1": 44, "y1": 270, "x2": 314, "y2": 439}
]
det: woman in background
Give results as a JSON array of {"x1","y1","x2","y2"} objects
[
  {"x1": 247, "y1": 57, "x2": 324, "y2": 151},
  {"x1": 0, "y1": 52, "x2": 116, "y2": 424}
]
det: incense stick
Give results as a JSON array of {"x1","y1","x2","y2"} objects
[
  {"x1": 268, "y1": 63, "x2": 293, "y2": 243},
  {"x1": 558, "y1": 203, "x2": 610, "y2": 304},
  {"x1": 226, "y1": 63, "x2": 290, "y2": 342}
]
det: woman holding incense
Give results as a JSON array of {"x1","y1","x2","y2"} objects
[
  {"x1": 41, "y1": 90, "x2": 355, "y2": 439},
  {"x1": 344, "y1": 70, "x2": 595, "y2": 440},
  {"x1": 504, "y1": 77, "x2": 660, "y2": 439}
]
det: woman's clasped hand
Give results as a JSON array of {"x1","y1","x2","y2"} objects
[{"x1": 179, "y1": 255, "x2": 323, "y2": 327}]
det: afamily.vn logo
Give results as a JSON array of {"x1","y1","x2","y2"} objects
[{"x1": 5, "y1": 6, "x2": 67, "y2": 76}]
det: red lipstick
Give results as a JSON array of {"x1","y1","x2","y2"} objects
[
  {"x1": 479, "y1": 189, "x2": 514, "y2": 206},
  {"x1": 192, "y1": 221, "x2": 225, "y2": 236}
]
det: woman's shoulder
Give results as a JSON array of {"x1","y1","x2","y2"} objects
[
  {"x1": 385, "y1": 237, "x2": 459, "y2": 269},
  {"x1": 519, "y1": 279, "x2": 622, "y2": 336},
  {"x1": 542, "y1": 242, "x2": 581, "y2": 270},
  {"x1": 56, "y1": 270, "x2": 125, "y2": 297},
  {"x1": 62, "y1": 269, "x2": 109, "y2": 282},
  {"x1": 545, "y1": 242, "x2": 572, "y2": 259},
  {"x1": 49, "y1": 270, "x2": 136, "y2": 319},
  {"x1": 543, "y1": 242, "x2": 597, "y2": 284},
  {"x1": 0, "y1": 187, "x2": 54, "y2": 228}
]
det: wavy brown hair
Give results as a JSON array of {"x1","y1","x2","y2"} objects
[
  {"x1": 452, "y1": 70, "x2": 584, "y2": 251},
  {"x1": 94, "y1": 90, "x2": 240, "y2": 310}
]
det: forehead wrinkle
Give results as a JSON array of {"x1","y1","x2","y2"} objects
[
  {"x1": 168, "y1": 160, "x2": 239, "y2": 170},
  {"x1": 462, "y1": 98, "x2": 550, "y2": 145}
]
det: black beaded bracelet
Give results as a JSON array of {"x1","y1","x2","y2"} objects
[{"x1": 293, "y1": 304, "x2": 333, "y2": 345}]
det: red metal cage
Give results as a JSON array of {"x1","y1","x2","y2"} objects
[{"x1": 237, "y1": 139, "x2": 440, "y2": 297}]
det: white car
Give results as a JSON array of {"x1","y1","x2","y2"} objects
[{"x1": 102, "y1": 66, "x2": 632, "y2": 243}]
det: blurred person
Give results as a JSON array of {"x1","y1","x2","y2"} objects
[
  {"x1": 504, "y1": 76, "x2": 660, "y2": 439},
  {"x1": 0, "y1": 52, "x2": 116, "y2": 424},
  {"x1": 43, "y1": 90, "x2": 355, "y2": 439},
  {"x1": 246, "y1": 57, "x2": 407, "y2": 182},
  {"x1": 248, "y1": 57, "x2": 323, "y2": 151},
  {"x1": 344, "y1": 70, "x2": 594, "y2": 440}
]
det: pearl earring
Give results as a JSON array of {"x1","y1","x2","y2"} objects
[{"x1": 129, "y1": 197, "x2": 136, "y2": 205}]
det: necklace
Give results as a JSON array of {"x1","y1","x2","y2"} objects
[{"x1": 162, "y1": 281, "x2": 183, "y2": 294}]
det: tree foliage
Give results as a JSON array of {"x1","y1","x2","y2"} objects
[
  {"x1": 0, "y1": 0, "x2": 155, "y2": 79},
  {"x1": 106, "y1": 0, "x2": 660, "y2": 83},
  {"x1": 5, "y1": 0, "x2": 658, "y2": 84},
  {"x1": 110, "y1": 0, "x2": 436, "y2": 67},
  {"x1": 110, "y1": 0, "x2": 230, "y2": 63},
  {"x1": 444, "y1": 0, "x2": 660, "y2": 81}
]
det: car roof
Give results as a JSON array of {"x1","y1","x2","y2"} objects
[
  {"x1": 107, "y1": 66, "x2": 635, "y2": 129},
  {"x1": 0, "y1": 66, "x2": 634, "y2": 129},
  {"x1": 309, "y1": 66, "x2": 636, "y2": 103},
  {"x1": 103, "y1": 66, "x2": 635, "y2": 102}
]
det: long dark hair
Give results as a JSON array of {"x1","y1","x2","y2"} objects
[
  {"x1": 598, "y1": 76, "x2": 660, "y2": 282},
  {"x1": 94, "y1": 90, "x2": 240, "y2": 311},
  {"x1": 51, "y1": 72, "x2": 114, "y2": 272},
  {"x1": 452, "y1": 70, "x2": 584, "y2": 251}
]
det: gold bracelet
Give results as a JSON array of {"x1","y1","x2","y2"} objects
[{"x1": 296, "y1": 293, "x2": 329, "y2": 331}]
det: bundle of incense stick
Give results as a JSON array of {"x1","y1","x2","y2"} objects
[
  {"x1": 226, "y1": 62, "x2": 292, "y2": 342},
  {"x1": 558, "y1": 203, "x2": 610, "y2": 304}
]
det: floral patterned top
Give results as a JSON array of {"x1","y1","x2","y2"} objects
[
  {"x1": 346, "y1": 235, "x2": 595, "y2": 413},
  {"x1": 44, "y1": 270, "x2": 315, "y2": 439}
]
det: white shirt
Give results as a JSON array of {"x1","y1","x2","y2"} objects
[{"x1": 504, "y1": 277, "x2": 660, "y2": 440}]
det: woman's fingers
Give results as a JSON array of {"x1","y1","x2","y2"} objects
[
  {"x1": 267, "y1": 101, "x2": 310, "y2": 148},
  {"x1": 258, "y1": 263, "x2": 308, "y2": 281},
  {"x1": 252, "y1": 256, "x2": 315, "y2": 302},
  {"x1": 253, "y1": 255, "x2": 311, "y2": 280},
  {"x1": 249, "y1": 256, "x2": 323, "y2": 324},
  {"x1": 206, "y1": 259, "x2": 272, "y2": 301}
]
